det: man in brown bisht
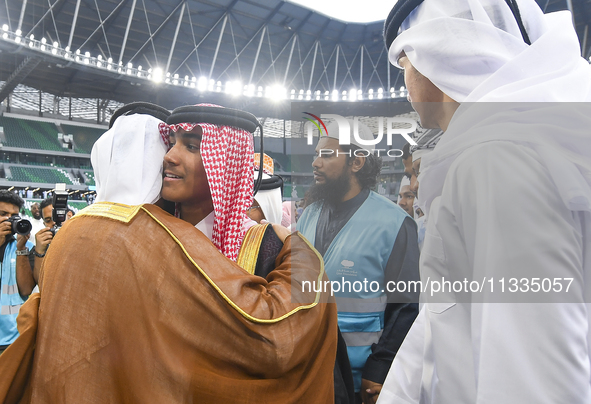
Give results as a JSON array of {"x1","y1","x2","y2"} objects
[{"x1": 0, "y1": 103, "x2": 338, "y2": 404}]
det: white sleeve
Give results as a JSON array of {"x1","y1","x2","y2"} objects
[{"x1": 439, "y1": 142, "x2": 591, "y2": 404}]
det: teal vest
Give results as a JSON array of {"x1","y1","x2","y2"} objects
[
  {"x1": 1, "y1": 239, "x2": 32, "y2": 346},
  {"x1": 298, "y1": 191, "x2": 407, "y2": 391}
]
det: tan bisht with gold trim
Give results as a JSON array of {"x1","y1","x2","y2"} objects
[{"x1": 0, "y1": 202, "x2": 337, "y2": 404}]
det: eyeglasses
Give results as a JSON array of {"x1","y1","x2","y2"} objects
[{"x1": 248, "y1": 205, "x2": 261, "y2": 211}]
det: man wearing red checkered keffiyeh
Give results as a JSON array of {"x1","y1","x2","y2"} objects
[{"x1": 164, "y1": 104, "x2": 254, "y2": 261}]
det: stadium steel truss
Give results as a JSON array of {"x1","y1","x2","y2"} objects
[
  {"x1": 0, "y1": 0, "x2": 589, "y2": 199},
  {"x1": 0, "y1": 0, "x2": 589, "y2": 121}
]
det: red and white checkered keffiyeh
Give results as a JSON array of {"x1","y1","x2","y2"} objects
[{"x1": 169, "y1": 104, "x2": 254, "y2": 261}]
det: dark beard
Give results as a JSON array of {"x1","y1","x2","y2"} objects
[
  {"x1": 305, "y1": 170, "x2": 351, "y2": 207},
  {"x1": 33, "y1": 212, "x2": 41, "y2": 220}
]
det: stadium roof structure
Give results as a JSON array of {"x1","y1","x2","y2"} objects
[{"x1": 0, "y1": 0, "x2": 590, "y2": 120}]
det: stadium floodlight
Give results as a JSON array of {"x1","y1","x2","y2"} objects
[
  {"x1": 197, "y1": 76, "x2": 207, "y2": 91},
  {"x1": 245, "y1": 84, "x2": 255, "y2": 97},
  {"x1": 52, "y1": 41, "x2": 59, "y2": 55},
  {"x1": 216, "y1": 81, "x2": 222, "y2": 92},
  {"x1": 268, "y1": 85, "x2": 286, "y2": 101},
  {"x1": 84, "y1": 51, "x2": 91, "y2": 64},
  {"x1": 332, "y1": 90, "x2": 339, "y2": 101},
  {"x1": 1, "y1": 24, "x2": 7, "y2": 31},
  {"x1": 40, "y1": 37, "x2": 47, "y2": 51},
  {"x1": 152, "y1": 67, "x2": 163, "y2": 83},
  {"x1": 232, "y1": 81, "x2": 242, "y2": 97},
  {"x1": 14, "y1": 29, "x2": 21, "y2": 43},
  {"x1": 29, "y1": 34, "x2": 35, "y2": 48},
  {"x1": 257, "y1": 86, "x2": 263, "y2": 97},
  {"x1": 349, "y1": 88, "x2": 357, "y2": 101},
  {"x1": 399, "y1": 86, "x2": 405, "y2": 92}
]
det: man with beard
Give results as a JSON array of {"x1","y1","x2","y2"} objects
[{"x1": 298, "y1": 119, "x2": 420, "y2": 404}]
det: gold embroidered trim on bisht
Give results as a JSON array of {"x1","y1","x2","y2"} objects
[
  {"x1": 73, "y1": 202, "x2": 142, "y2": 223},
  {"x1": 236, "y1": 224, "x2": 269, "y2": 275},
  {"x1": 140, "y1": 206, "x2": 326, "y2": 324}
]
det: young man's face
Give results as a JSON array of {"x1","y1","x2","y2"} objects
[
  {"x1": 0, "y1": 202, "x2": 19, "y2": 243},
  {"x1": 162, "y1": 126, "x2": 211, "y2": 205},
  {"x1": 42, "y1": 205, "x2": 55, "y2": 228},
  {"x1": 0, "y1": 202, "x2": 19, "y2": 220},
  {"x1": 398, "y1": 185, "x2": 415, "y2": 217}
]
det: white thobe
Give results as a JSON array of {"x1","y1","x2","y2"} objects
[
  {"x1": 378, "y1": 141, "x2": 591, "y2": 404},
  {"x1": 29, "y1": 217, "x2": 45, "y2": 247}
]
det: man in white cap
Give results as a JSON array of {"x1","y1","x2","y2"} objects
[
  {"x1": 379, "y1": 1, "x2": 591, "y2": 403},
  {"x1": 298, "y1": 118, "x2": 420, "y2": 404}
]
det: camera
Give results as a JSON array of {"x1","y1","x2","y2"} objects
[
  {"x1": 6, "y1": 215, "x2": 32, "y2": 236},
  {"x1": 50, "y1": 183, "x2": 69, "y2": 236}
]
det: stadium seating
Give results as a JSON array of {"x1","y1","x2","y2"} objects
[
  {"x1": 61, "y1": 124, "x2": 105, "y2": 154},
  {"x1": 68, "y1": 201, "x2": 89, "y2": 212},
  {"x1": 8, "y1": 166, "x2": 74, "y2": 184},
  {"x1": 0, "y1": 116, "x2": 62, "y2": 151},
  {"x1": 84, "y1": 171, "x2": 96, "y2": 186}
]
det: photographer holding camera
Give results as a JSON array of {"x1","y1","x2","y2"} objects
[
  {"x1": 0, "y1": 190, "x2": 35, "y2": 355},
  {"x1": 33, "y1": 193, "x2": 70, "y2": 284},
  {"x1": 32, "y1": 197, "x2": 56, "y2": 283}
]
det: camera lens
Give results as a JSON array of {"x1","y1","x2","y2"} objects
[{"x1": 15, "y1": 219, "x2": 32, "y2": 235}]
